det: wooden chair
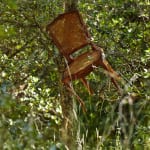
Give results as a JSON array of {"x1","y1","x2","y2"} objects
[{"x1": 46, "y1": 10, "x2": 121, "y2": 98}]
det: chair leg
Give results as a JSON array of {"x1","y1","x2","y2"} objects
[
  {"x1": 100, "y1": 59, "x2": 122, "y2": 94},
  {"x1": 64, "y1": 81, "x2": 86, "y2": 113},
  {"x1": 80, "y1": 78, "x2": 94, "y2": 95}
]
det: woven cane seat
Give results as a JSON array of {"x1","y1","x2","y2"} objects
[{"x1": 63, "y1": 50, "x2": 101, "y2": 81}]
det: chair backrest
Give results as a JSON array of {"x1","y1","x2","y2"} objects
[{"x1": 46, "y1": 11, "x2": 90, "y2": 60}]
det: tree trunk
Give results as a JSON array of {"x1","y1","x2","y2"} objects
[
  {"x1": 65, "y1": 0, "x2": 78, "y2": 12},
  {"x1": 59, "y1": 1, "x2": 78, "y2": 149}
]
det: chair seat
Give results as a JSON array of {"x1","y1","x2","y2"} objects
[{"x1": 63, "y1": 50, "x2": 101, "y2": 82}]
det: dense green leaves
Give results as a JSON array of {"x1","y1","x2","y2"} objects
[{"x1": 0, "y1": 0, "x2": 149, "y2": 149}]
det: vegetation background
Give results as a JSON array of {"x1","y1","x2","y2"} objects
[{"x1": 0, "y1": 0, "x2": 149, "y2": 149}]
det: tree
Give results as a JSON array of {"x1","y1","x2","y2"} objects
[{"x1": 0, "y1": 0, "x2": 149, "y2": 149}]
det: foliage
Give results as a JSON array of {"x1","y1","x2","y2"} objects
[{"x1": 0, "y1": 0, "x2": 149, "y2": 149}]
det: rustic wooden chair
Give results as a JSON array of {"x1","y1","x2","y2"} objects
[{"x1": 46, "y1": 11, "x2": 121, "y2": 109}]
